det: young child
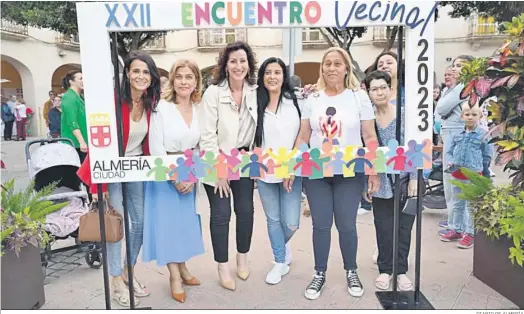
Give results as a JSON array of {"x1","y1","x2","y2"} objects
[{"x1": 440, "y1": 103, "x2": 492, "y2": 248}]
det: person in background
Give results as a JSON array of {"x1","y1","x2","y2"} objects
[
  {"x1": 14, "y1": 98, "x2": 27, "y2": 141},
  {"x1": 160, "y1": 76, "x2": 169, "y2": 93},
  {"x1": 440, "y1": 103, "x2": 492, "y2": 249},
  {"x1": 436, "y1": 55, "x2": 473, "y2": 235},
  {"x1": 61, "y1": 69, "x2": 88, "y2": 162},
  {"x1": 48, "y1": 94, "x2": 62, "y2": 139},
  {"x1": 1, "y1": 96, "x2": 15, "y2": 141},
  {"x1": 7, "y1": 95, "x2": 17, "y2": 139},
  {"x1": 433, "y1": 84, "x2": 442, "y2": 145},
  {"x1": 442, "y1": 66, "x2": 453, "y2": 93},
  {"x1": 42, "y1": 90, "x2": 56, "y2": 130}
]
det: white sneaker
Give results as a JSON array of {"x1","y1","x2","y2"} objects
[
  {"x1": 372, "y1": 248, "x2": 378, "y2": 264},
  {"x1": 285, "y1": 243, "x2": 292, "y2": 265},
  {"x1": 358, "y1": 207, "x2": 370, "y2": 215},
  {"x1": 265, "y1": 262, "x2": 290, "y2": 285}
]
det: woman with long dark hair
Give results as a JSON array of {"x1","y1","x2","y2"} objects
[
  {"x1": 254, "y1": 57, "x2": 303, "y2": 285},
  {"x1": 60, "y1": 69, "x2": 87, "y2": 161},
  {"x1": 199, "y1": 41, "x2": 258, "y2": 291},
  {"x1": 78, "y1": 51, "x2": 160, "y2": 307}
]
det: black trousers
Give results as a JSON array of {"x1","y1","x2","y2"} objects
[
  {"x1": 203, "y1": 178, "x2": 254, "y2": 263},
  {"x1": 3, "y1": 121, "x2": 13, "y2": 140},
  {"x1": 372, "y1": 197, "x2": 415, "y2": 275}
]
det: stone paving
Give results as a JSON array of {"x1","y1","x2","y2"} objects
[{"x1": 1, "y1": 139, "x2": 520, "y2": 310}]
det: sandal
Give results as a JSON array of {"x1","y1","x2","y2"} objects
[
  {"x1": 398, "y1": 274, "x2": 413, "y2": 291},
  {"x1": 375, "y1": 273, "x2": 391, "y2": 290},
  {"x1": 123, "y1": 276, "x2": 150, "y2": 297},
  {"x1": 112, "y1": 281, "x2": 140, "y2": 307}
]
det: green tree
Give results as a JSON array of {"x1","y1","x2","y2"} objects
[
  {"x1": 439, "y1": 1, "x2": 524, "y2": 23},
  {"x1": 0, "y1": 1, "x2": 166, "y2": 60}
]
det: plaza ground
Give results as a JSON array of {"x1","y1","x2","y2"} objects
[{"x1": 1, "y1": 139, "x2": 519, "y2": 310}]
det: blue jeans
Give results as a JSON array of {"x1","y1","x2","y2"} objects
[
  {"x1": 441, "y1": 128, "x2": 469, "y2": 227},
  {"x1": 257, "y1": 178, "x2": 302, "y2": 264},
  {"x1": 107, "y1": 182, "x2": 145, "y2": 277},
  {"x1": 451, "y1": 179, "x2": 474, "y2": 235}
]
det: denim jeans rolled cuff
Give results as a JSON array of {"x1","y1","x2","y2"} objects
[
  {"x1": 441, "y1": 128, "x2": 464, "y2": 226},
  {"x1": 451, "y1": 180, "x2": 474, "y2": 235},
  {"x1": 257, "y1": 178, "x2": 302, "y2": 264},
  {"x1": 106, "y1": 181, "x2": 145, "y2": 277}
]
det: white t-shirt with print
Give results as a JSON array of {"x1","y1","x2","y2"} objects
[
  {"x1": 260, "y1": 96, "x2": 303, "y2": 183},
  {"x1": 301, "y1": 89, "x2": 375, "y2": 149}
]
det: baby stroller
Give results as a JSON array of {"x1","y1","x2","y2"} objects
[
  {"x1": 422, "y1": 163, "x2": 446, "y2": 209},
  {"x1": 25, "y1": 138, "x2": 102, "y2": 276}
]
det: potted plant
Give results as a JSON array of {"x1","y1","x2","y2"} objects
[
  {"x1": 1, "y1": 179, "x2": 66, "y2": 310},
  {"x1": 456, "y1": 13, "x2": 524, "y2": 308}
]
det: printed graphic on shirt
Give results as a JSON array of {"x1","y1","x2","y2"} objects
[
  {"x1": 318, "y1": 106, "x2": 342, "y2": 146},
  {"x1": 89, "y1": 113, "x2": 112, "y2": 148}
]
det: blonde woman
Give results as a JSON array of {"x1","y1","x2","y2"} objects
[
  {"x1": 296, "y1": 47, "x2": 380, "y2": 300},
  {"x1": 142, "y1": 59, "x2": 205, "y2": 303}
]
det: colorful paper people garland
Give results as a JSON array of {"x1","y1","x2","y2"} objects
[{"x1": 146, "y1": 139, "x2": 432, "y2": 183}]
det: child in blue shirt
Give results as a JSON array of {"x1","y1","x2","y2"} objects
[{"x1": 440, "y1": 102, "x2": 492, "y2": 249}]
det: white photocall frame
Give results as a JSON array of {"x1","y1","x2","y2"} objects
[{"x1": 76, "y1": 0, "x2": 436, "y2": 184}]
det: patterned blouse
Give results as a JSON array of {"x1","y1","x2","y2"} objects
[{"x1": 372, "y1": 106, "x2": 416, "y2": 200}]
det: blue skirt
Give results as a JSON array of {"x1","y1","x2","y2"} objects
[{"x1": 142, "y1": 181, "x2": 205, "y2": 266}]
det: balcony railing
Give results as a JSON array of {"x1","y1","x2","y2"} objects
[
  {"x1": 372, "y1": 27, "x2": 405, "y2": 47},
  {"x1": 142, "y1": 34, "x2": 166, "y2": 53},
  {"x1": 1, "y1": 19, "x2": 28, "y2": 40},
  {"x1": 198, "y1": 29, "x2": 247, "y2": 50},
  {"x1": 468, "y1": 17, "x2": 503, "y2": 37},
  {"x1": 56, "y1": 33, "x2": 80, "y2": 50}
]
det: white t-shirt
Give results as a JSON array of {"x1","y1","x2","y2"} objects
[
  {"x1": 260, "y1": 96, "x2": 303, "y2": 183},
  {"x1": 302, "y1": 89, "x2": 375, "y2": 148}
]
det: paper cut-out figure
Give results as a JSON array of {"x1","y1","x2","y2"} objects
[
  {"x1": 241, "y1": 154, "x2": 268, "y2": 179},
  {"x1": 374, "y1": 150, "x2": 387, "y2": 173},
  {"x1": 252, "y1": 147, "x2": 269, "y2": 163},
  {"x1": 293, "y1": 152, "x2": 320, "y2": 177},
  {"x1": 168, "y1": 164, "x2": 178, "y2": 181},
  {"x1": 404, "y1": 140, "x2": 417, "y2": 172},
  {"x1": 346, "y1": 148, "x2": 373, "y2": 174},
  {"x1": 235, "y1": 153, "x2": 251, "y2": 178},
  {"x1": 407, "y1": 141, "x2": 431, "y2": 170},
  {"x1": 386, "y1": 139, "x2": 400, "y2": 174},
  {"x1": 319, "y1": 107, "x2": 342, "y2": 145},
  {"x1": 202, "y1": 151, "x2": 218, "y2": 182},
  {"x1": 265, "y1": 159, "x2": 279, "y2": 175},
  {"x1": 310, "y1": 148, "x2": 331, "y2": 179},
  {"x1": 294, "y1": 144, "x2": 309, "y2": 176},
  {"x1": 342, "y1": 145, "x2": 356, "y2": 177},
  {"x1": 365, "y1": 141, "x2": 379, "y2": 175},
  {"x1": 325, "y1": 152, "x2": 347, "y2": 175},
  {"x1": 214, "y1": 155, "x2": 235, "y2": 180},
  {"x1": 422, "y1": 139, "x2": 433, "y2": 169},
  {"x1": 268, "y1": 147, "x2": 298, "y2": 179},
  {"x1": 191, "y1": 154, "x2": 213, "y2": 179},
  {"x1": 168, "y1": 157, "x2": 194, "y2": 183},
  {"x1": 386, "y1": 147, "x2": 407, "y2": 171},
  {"x1": 147, "y1": 158, "x2": 169, "y2": 181},
  {"x1": 220, "y1": 148, "x2": 242, "y2": 180}
]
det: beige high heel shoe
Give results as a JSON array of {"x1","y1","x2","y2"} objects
[
  {"x1": 217, "y1": 264, "x2": 236, "y2": 291},
  {"x1": 236, "y1": 253, "x2": 250, "y2": 280}
]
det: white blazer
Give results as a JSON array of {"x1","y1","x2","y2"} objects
[{"x1": 198, "y1": 80, "x2": 258, "y2": 185}]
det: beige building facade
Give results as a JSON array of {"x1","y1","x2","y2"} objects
[{"x1": 1, "y1": 6, "x2": 505, "y2": 137}]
